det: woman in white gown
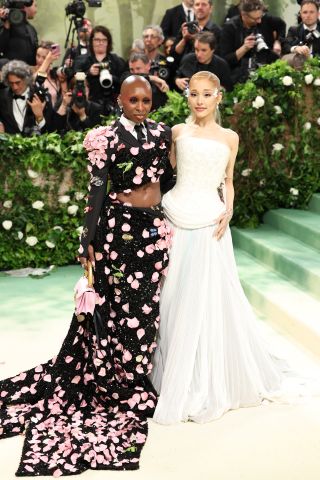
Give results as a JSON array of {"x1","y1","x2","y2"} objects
[{"x1": 150, "y1": 71, "x2": 284, "y2": 424}]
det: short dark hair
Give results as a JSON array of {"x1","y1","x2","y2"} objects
[
  {"x1": 129, "y1": 52, "x2": 150, "y2": 64},
  {"x1": 239, "y1": 0, "x2": 265, "y2": 13},
  {"x1": 300, "y1": 0, "x2": 320, "y2": 10},
  {"x1": 89, "y1": 25, "x2": 113, "y2": 55},
  {"x1": 194, "y1": 31, "x2": 216, "y2": 50}
]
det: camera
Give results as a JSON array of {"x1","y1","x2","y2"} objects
[
  {"x1": 65, "y1": 0, "x2": 101, "y2": 17},
  {"x1": 255, "y1": 33, "x2": 268, "y2": 52},
  {"x1": 32, "y1": 72, "x2": 49, "y2": 103},
  {"x1": 72, "y1": 71, "x2": 87, "y2": 108},
  {"x1": 186, "y1": 21, "x2": 199, "y2": 35},
  {"x1": 150, "y1": 56, "x2": 174, "y2": 81},
  {"x1": 98, "y1": 62, "x2": 113, "y2": 88},
  {"x1": 65, "y1": 0, "x2": 86, "y2": 17},
  {"x1": 1, "y1": 0, "x2": 32, "y2": 25}
]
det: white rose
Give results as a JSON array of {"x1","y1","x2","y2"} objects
[
  {"x1": 290, "y1": 188, "x2": 299, "y2": 196},
  {"x1": 67, "y1": 205, "x2": 79, "y2": 215},
  {"x1": 32, "y1": 200, "x2": 44, "y2": 210},
  {"x1": 304, "y1": 74, "x2": 314, "y2": 85},
  {"x1": 274, "y1": 106, "x2": 282, "y2": 114},
  {"x1": 3, "y1": 200, "x2": 12, "y2": 209},
  {"x1": 26, "y1": 236, "x2": 38, "y2": 246},
  {"x1": 76, "y1": 226, "x2": 84, "y2": 235},
  {"x1": 282, "y1": 76, "x2": 293, "y2": 86},
  {"x1": 17, "y1": 231, "x2": 23, "y2": 240},
  {"x1": 241, "y1": 168, "x2": 252, "y2": 177},
  {"x1": 272, "y1": 143, "x2": 284, "y2": 152},
  {"x1": 304, "y1": 122, "x2": 311, "y2": 130},
  {"x1": 75, "y1": 191, "x2": 85, "y2": 201},
  {"x1": 53, "y1": 226, "x2": 63, "y2": 232},
  {"x1": 45, "y1": 240, "x2": 55, "y2": 249},
  {"x1": 259, "y1": 179, "x2": 266, "y2": 187},
  {"x1": 2, "y1": 220, "x2": 12, "y2": 230},
  {"x1": 27, "y1": 169, "x2": 39, "y2": 179},
  {"x1": 252, "y1": 95, "x2": 265, "y2": 109},
  {"x1": 233, "y1": 97, "x2": 238, "y2": 104},
  {"x1": 317, "y1": 117, "x2": 320, "y2": 126},
  {"x1": 313, "y1": 78, "x2": 320, "y2": 86},
  {"x1": 58, "y1": 195, "x2": 70, "y2": 204}
]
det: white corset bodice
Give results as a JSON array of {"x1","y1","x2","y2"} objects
[{"x1": 162, "y1": 136, "x2": 230, "y2": 228}]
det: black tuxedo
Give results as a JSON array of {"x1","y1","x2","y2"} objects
[
  {"x1": 160, "y1": 4, "x2": 190, "y2": 38},
  {"x1": 0, "y1": 88, "x2": 53, "y2": 135},
  {"x1": 282, "y1": 22, "x2": 320, "y2": 56}
]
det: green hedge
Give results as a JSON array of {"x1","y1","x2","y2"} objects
[{"x1": 1, "y1": 59, "x2": 320, "y2": 269}]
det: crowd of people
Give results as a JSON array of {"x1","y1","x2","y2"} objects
[{"x1": 0, "y1": 0, "x2": 319, "y2": 136}]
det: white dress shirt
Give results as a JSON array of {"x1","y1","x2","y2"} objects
[
  {"x1": 182, "y1": 2, "x2": 195, "y2": 22},
  {"x1": 120, "y1": 114, "x2": 147, "y2": 141},
  {"x1": 12, "y1": 87, "x2": 46, "y2": 132}
]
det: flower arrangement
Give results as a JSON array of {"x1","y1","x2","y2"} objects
[{"x1": 0, "y1": 58, "x2": 319, "y2": 268}]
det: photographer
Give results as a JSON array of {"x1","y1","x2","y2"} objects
[
  {"x1": 0, "y1": 59, "x2": 54, "y2": 135},
  {"x1": 172, "y1": 0, "x2": 221, "y2": 62},
  {"x1": 174, "y1": 31, "x2": 233, "y2": 92},
  {"x1": 73, "y1": 25, "x2": 126, "y2": 116},
  {"x1": 160, "y1": 1, "x2": 195, "y2": 39},
  {"x1": 54, "y1": 72, "x2": 102, "y2": 133},
  {"x1": 123, "y1": 52, "x2": 169, "y2": 110},
  {"x1": 283, "y1": 0, "x2": 320, "y2": 58},
  {"x1": 33, "y1": 41, "x2": 68, "y2": 108},
  {"x1": 220, "y1": 0, "x2": 285, "y2": 84},
  {"x1": 62, "y1": 18, "x2": 93, "y2": 74},
  {"x1": 0, "y1": 0, "x2": 38, "y2": 66}
]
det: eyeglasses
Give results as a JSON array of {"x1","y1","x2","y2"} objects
[{"x1": 93, "y1": 38, "x2": 108, "y2": 43}]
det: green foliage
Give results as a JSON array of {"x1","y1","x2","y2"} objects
[{"x1": 1, "y1": 58, "x2": 320, "y2": 269}]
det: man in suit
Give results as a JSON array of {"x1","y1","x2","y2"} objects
[
  {"x1": 0, "y1": 0, "x2": 38, "y2": 66},
  {"x1": 160, "y1": 1, "x2": 195, "y2": 39},
  {"x1": 175, "y1": 31, "x2": 233, "y2": 92},
  {"x1": 0, "y1": 60, "x2": 53, "y2": 135},
  {"x1": 171, "y1": 0, "x2": 222, "y2": 63},
  {"x1": 282, "y1": 0, "x2": 320, "y2": 57},
  {"x1": 220, "y1": 0, "x2": 284, "y2": 84}
]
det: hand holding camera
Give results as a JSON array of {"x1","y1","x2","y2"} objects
[
  {"x1": 181, "y1": 21, "x2": 200, "y2": 41},
  {"x1": 243, "y1": 34, "x2": 256, "y2": 51}
]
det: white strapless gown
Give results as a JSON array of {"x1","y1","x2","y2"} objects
[{"x1": 150, "y1": 136, "x2": 287, "y2": 424}]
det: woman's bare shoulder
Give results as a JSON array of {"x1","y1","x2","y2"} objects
[
  {"x1": 172, "y1": 123, "x2": 187, "y2": 141},
  {"x1": 220, "y1": 127, "x2": 239, "y2": 148}
]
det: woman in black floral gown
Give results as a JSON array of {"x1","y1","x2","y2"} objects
[{"x1": 0, "y1": 76, "x2": 173, "y2": 477}]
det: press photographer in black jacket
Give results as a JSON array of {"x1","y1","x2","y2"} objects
[
  {"x1": 220, "y1": 0, "x2": 285, "y2": 84},
  {"x1": 0, "y1": 0, "x2": 38, "y2": 66},
  {"x1": 73, "y1": 25, "x2": 126, "y2": 116}
]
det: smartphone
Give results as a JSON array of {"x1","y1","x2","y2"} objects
[{"x1": 51, "y1": 44, "x2": 61, "y2": 55}]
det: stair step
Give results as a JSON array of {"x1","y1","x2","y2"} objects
[
  {"x1": 309, "y1": 193, "x2": 320, "y2": 214},
  {"x1": 234, "y1": 248, "x2": 320, "y2": 359},
  {"x1": 264, "y1": 209, "x2": 320, "y2": 252},
  {"x1": 232, "y1": 225, "x2": 320, "y2": 300}
]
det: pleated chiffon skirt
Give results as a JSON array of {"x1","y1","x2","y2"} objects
[{"x1": 151, "y1": 224, "x2": 283, "y2": 424}]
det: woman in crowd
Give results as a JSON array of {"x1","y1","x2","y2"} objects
[
  {"x1": 74, "y1": 25, "x2": 127, "y2": 115},
  {"x1": 0, "y1": 75, "x2": 173, "y2": 476},
  {"x1": 33, "y1": 40, "x2": 68, "y2": 108},
  {"x1": 151, "y1": 71, "x2": 284, "y2": 424}
]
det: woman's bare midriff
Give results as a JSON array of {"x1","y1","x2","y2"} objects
[{"x1": 116, "y1": 182, "x2": 161, "y2": 208}]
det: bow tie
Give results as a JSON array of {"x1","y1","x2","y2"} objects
[{"x1": 13, "y1": 94, "x2": 26, "y2": 100}]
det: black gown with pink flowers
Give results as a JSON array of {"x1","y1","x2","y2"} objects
[{"x1": 0, "y1": 118, "x2": 173, "y2": 476}]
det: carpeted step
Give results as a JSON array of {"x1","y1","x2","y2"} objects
[
  {"x1": 264, "y1": 209, "x2": 320, "y2": 252},
  {"x1": 234, "y1": 248, "x2": 320, "y2": 359},
  {"x1": 309, "y1": 193, "x2": 320, "y2": 214},
  {"x1": 232, "y1": 225, "x2": 320, "y2": 300}
]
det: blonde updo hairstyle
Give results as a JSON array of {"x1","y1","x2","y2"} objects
[{"x1": 186, "y1": 71, "x2": 221, "y2": 124}]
